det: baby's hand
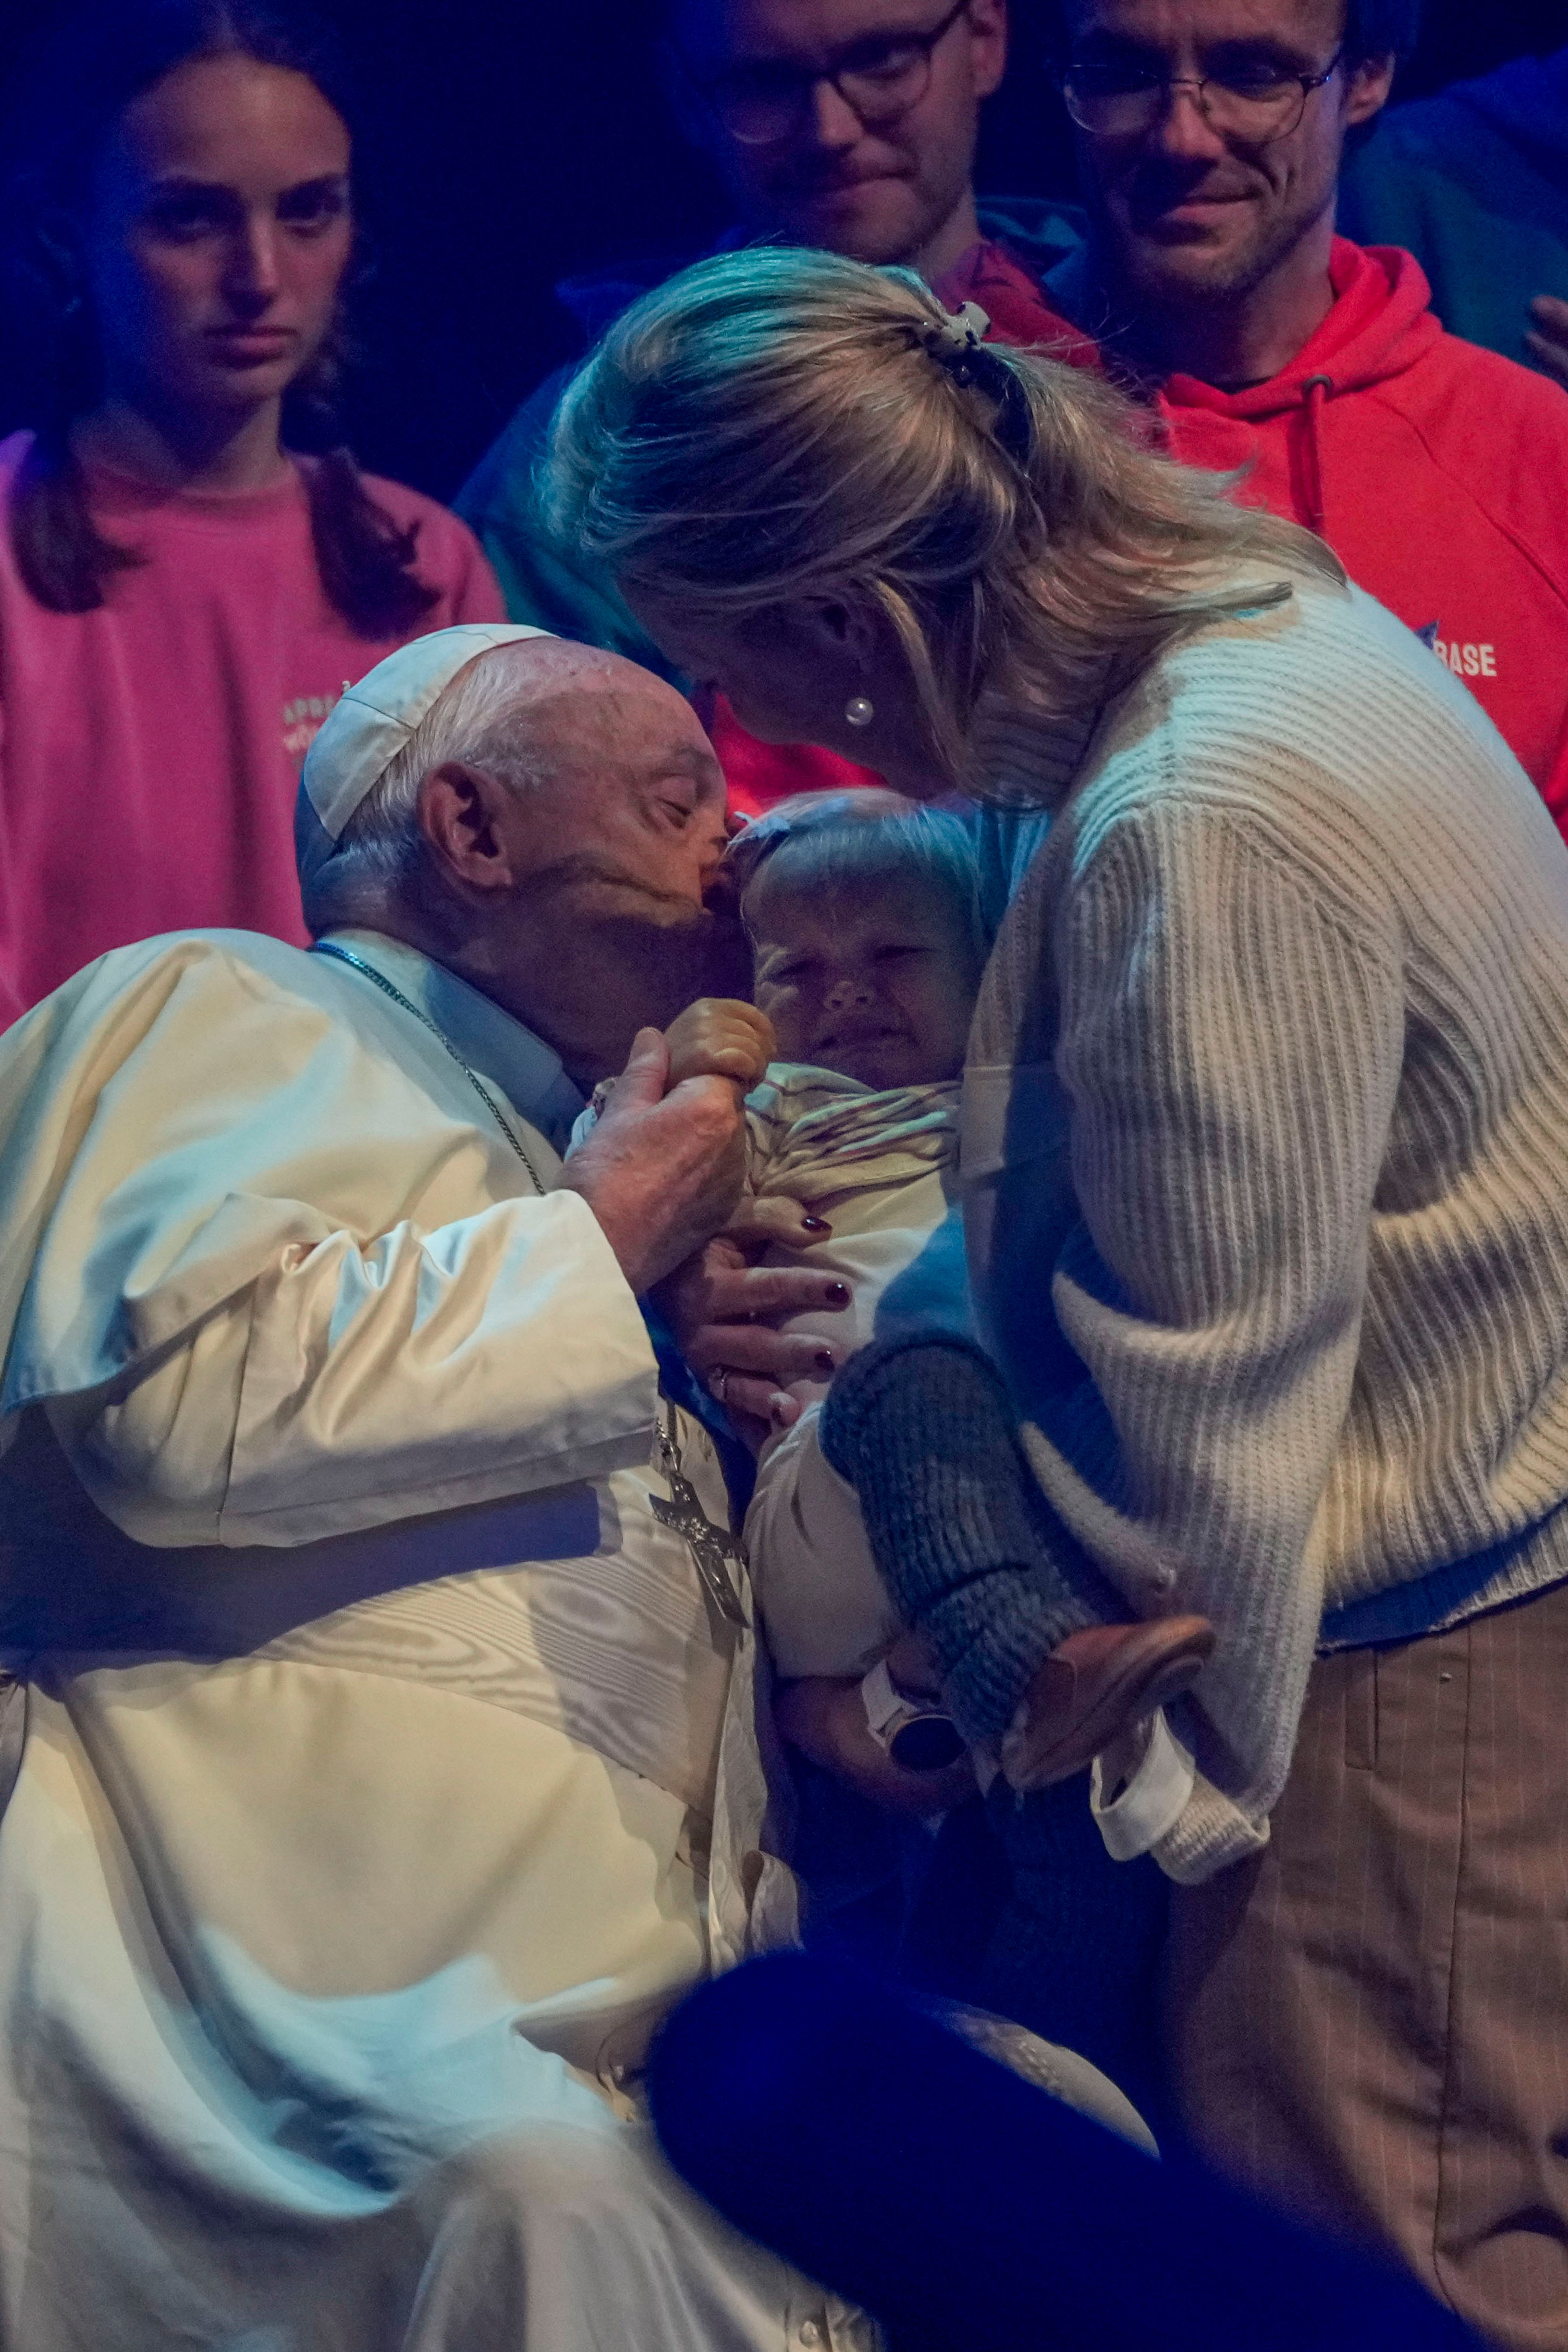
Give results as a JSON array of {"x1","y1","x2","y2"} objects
[{"x1": 665, "y1": 999, "x2": 775, "y2": 1092}]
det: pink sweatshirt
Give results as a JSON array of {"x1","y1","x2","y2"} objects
[{"x1": 0, "y1": 432, "x2": 506, "y2": 1025}]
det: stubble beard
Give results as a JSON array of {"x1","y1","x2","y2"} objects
[
  {"x1": 767, "y1": 185, "x2": 923, "y2": 268},
  {"x1": 756, "y1": 135, "x2": 968, "y2": 272},
  {"x1": 1104, "y1": 177, "x2": 1335, "y2": 321}
]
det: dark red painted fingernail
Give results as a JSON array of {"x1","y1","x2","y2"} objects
[
  {"x1": 802, "y1": 1216, "x2": 830, "y2": 1234},
  {"x1": 814, "y1": 1348, "x2": 836, "y2": 1372},
  {"x1": 826, "y1": 1282, "x2": 851, "y2": 1305}
]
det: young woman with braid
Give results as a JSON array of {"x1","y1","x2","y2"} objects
[
  {"x1": 0, "y1": 0, "x2": 501, "y2": 1027},
  {"x1": 539, "y1": 245, "x2": 1568, "y2": 2345}
]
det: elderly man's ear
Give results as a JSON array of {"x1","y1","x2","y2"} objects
[{"x1": 417, "y1": 762, "x2": 524, "y2": 896}]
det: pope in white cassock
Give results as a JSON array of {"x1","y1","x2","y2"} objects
[{"x1": 0, "y1": 623, "x2": 864, "y2": 2350}]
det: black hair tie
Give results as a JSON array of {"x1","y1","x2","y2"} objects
[{"x1": 915, "y1": 301, "x2": 1034, "y2": 467}]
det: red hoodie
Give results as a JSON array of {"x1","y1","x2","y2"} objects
[
  {"x1": 1155, "y1": 238, "x2": 1568, "y2": 828},
  {"x1": 724, "y1": 236, "x2": 1568, "y2": 834}
]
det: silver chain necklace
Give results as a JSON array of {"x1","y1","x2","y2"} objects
[{"x1": 311, "y1": 940, "x2": 546, "y2": 1196}]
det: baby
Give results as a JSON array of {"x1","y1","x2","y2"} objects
[
  {"x1": 682, "y1": 790, "x2": 980, "y2": 1399},
  {"x1": 664, "y1": 792, "x2": 1213, "y2": 1816}
]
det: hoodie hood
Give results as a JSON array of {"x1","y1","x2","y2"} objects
[
  {"x1": 1160, "y1": 238, "x2": 1442, "y2": 424},
  {"x1": 1152, "y1": 239, "x2": 1445, "y2": 535},
  {"x1": 935, "y1": 226, "x2": 1101, "y2": 369},
  {"x1": 1035, "y1": 230, "x2": 1568, "y2": 822},
  {"x1": 974, "y1": 196, "x2": 1086, "y2": 280}
]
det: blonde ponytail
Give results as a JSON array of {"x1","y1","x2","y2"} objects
[{"x1": 539, "y1": 246, "x2": 1341, "y2": 794}]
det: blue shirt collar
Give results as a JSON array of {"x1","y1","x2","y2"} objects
[{"x1": 322, "y1": 929, "x2": 586, "y2": 1154}]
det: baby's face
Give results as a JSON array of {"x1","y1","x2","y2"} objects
[{"x1": 749, "y1": 879, "x2": 979, "y2": 1090}]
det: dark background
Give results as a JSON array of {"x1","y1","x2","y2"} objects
[{"x1": 1, "y1": 0, "x2": 1561, "y2": 502}]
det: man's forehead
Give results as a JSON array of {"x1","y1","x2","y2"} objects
[
  {"x1": 521, "y1": 674, "x2": 723, "y2": 785},
  {"x1": 1062, "y1": 0, "x2": 1343, "y2": 49},
  {"x1": 674, "y1": 0, "x2": 947, "y2": 65},
  {"x1": 496, "y1": 641, "x2": 676, "y2": 728}
]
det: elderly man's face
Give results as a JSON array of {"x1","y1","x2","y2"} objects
[
  {"x1": 437, "y1": 655, "x2": 748, "y2": 1078},
  {"x1": 670, "y1": 0, "x2": 1006, "y2": 267},
  {"x1": 1060, "y1": 0, "x2": 1393, "y2": 308}
]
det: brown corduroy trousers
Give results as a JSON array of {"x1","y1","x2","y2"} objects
[{"x1": 1165, "y1": 1579, "x2": 1568, "y2": 2351}]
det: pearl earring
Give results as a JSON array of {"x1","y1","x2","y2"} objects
[{"x1": 845, "y1": 693, "x2": 875, "y2": 728}]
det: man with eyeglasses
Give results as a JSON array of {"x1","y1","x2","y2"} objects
[
  {"x1": 458, "y1": 0, "x2": 1094, "y2": 815},
  {"x1": 668, "y1": 0, "x2": 1012, "y2": 281},
  {"x1": 1031, "y1": 9, "x2": 1568, "y2": 2340},
  {"x1": 1041, "y1": 0, "x2": 1568, "y2": 838}
]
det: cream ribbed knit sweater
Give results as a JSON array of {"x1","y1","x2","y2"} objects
[{"x1": 964, "y1": 572, "x2": 1568, "y2": 1880}]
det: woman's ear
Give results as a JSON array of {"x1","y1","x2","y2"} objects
[{"x1": 792, "y1": 598, "x2": 881, "y2": 666}]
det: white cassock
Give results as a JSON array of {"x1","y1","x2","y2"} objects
[{"x1": 0, "y1": 925, "x2": 865, "y2": 2352}]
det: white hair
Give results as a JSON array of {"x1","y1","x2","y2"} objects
[{"x1": 302, "y1": 645, "x2": 550, "y2": 935}]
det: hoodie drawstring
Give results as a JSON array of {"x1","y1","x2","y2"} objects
[{"x1": 1300, "y1": 374, "x2": 1333, "y2": 536}]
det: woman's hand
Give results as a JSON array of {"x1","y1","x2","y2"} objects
[
  {"x1": 655, "y1": 1220, "x2": 851, "y2": 1448},
  {"x1": 774, "y1": 1673, "x2": 977, "y2": 1817},
  {"x1": 882, "y1": 1625, "x2": 947, "y2": 1703}
]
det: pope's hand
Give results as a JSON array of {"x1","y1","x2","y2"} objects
[
  {"x1": 556, "y1": 1027, "x2": 746, "y2": 1295},
  {"x1": 665, "y1": 998, "x2": 775, "y2": 1091}
]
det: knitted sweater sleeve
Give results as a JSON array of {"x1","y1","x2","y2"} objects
[{"x1": 1038, "y1": 799, "x2": 1405, "y2": 1880}]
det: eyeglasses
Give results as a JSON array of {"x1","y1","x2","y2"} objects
[
  {"x1": 1059, "y1": 46, "x2": 1345, "y2": 143},
  {"x1": 685, "y1": 0, "x2": 973, "y2": 147}
]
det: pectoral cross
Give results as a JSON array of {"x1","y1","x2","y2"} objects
[{"x1": 650, "y1": 1410, "x2": 746, "y2": 1628}]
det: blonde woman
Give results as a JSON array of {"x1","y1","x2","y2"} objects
[{"x1": 539, "y1": 245, "x2": 1568, "y2": 2345}]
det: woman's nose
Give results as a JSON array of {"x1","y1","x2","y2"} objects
[{"x1": 225, "y1": 216, "x2": 282, "y2": 310}]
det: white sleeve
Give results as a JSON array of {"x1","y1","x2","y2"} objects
[
  {"x1": 3, "y1": 940, "x2": 657, "y2": 1550},
  {"x1": 67, "y1": 1190, "x2": 657, "y2": 1548},
  {"x1": 1089, "y1": 1710, "x2": 1196, "y2": 1861}
]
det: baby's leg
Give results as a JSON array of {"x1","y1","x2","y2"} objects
[{"x1": 744, "y1": 1405, "x2": 902, "y2": 1679}]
